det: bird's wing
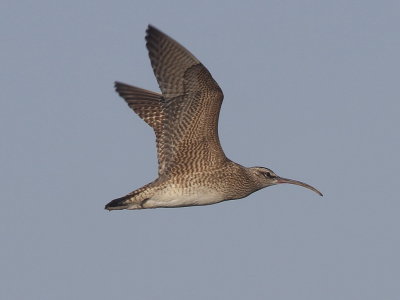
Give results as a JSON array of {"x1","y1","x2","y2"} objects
[
  {"x1": 146, "y1": 25, "x2": 227, "y2": 175},
  {"x1": 114, "y1": 82, "x2": 168, "y2": 174}
]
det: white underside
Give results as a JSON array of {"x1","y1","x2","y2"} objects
[{"x1": 143, "y1": 186, "x2": 225, "y2": 208}]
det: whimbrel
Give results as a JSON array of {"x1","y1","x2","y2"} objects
[{"x1": 105, "y1": 25, "x2": 322, "y2": 211}]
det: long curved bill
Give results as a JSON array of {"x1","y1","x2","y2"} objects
[{"x1": 276, "y1": 177, "x2": 323, "y2": 196}]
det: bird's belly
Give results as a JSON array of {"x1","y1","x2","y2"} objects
[{"x1": 143, "y1": 186, "x2": 225, "y2": 208}]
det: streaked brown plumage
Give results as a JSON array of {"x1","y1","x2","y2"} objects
[{"x1": 105, "y1": 25, "x2": 322, "y2": 211}]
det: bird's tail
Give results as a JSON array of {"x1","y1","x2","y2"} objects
[
  {"x1": 105, "y1": 195, "x2": 136, "y2": 210},
  {"x1": 105, "y1": 182, "x2": 155, "y2": 211}
]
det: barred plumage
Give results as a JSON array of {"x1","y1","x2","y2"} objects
[{"x1": 105, "y1": 25, "x2": 322, "y2": 211}]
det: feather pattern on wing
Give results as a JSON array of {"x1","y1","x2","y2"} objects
[{"x1": 145, "y1": 25, "x2": 227, "y2": 175}]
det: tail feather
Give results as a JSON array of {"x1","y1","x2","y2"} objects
[
  {"x1": 105, "y1": 195, "x2": 132, "y2": 211},
  {"x1": 105, "y1": 182, "x2": 155, "y2": 211}
]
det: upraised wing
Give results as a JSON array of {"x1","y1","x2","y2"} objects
[
  {"x1": 114, "y1": 82, "x2": 167, "y2": 173},
  {"x1": 145, "y1": 25, "x2": 227, "y2": 175}
]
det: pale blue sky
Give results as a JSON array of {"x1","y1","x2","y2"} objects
[{"x1": 1, "y1": 1, "x2": 399, "y2": 299}]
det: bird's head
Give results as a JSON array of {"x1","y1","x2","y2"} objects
[{"x1": 249, "y1": 167, "x2": 323, "y2": 196}]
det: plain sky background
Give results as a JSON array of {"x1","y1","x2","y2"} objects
[{"x1": 1, "y1": 0, "x2": 399, "y2": 299}]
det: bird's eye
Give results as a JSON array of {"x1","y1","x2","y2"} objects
[{"x1": 264, "y1": 171, "x2": 276, "y2": 178}]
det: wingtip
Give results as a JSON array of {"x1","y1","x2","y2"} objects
[
  {"x1": 145, "y1": 24, "x2": 168, "y2": 43},
  {"x1": 146, "y1": 24, "x2": 157, "y2": 39},
  {"x1": 114, "y1": 81, "x2": 125, "y2": 91},
  {"x1": 147, "y1": 24, "x2": 160, "y2": 33}
]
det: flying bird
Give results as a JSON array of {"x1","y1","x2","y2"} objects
[{"x1": 105, "y1": 25, "x2": 322, "y2": 211}]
